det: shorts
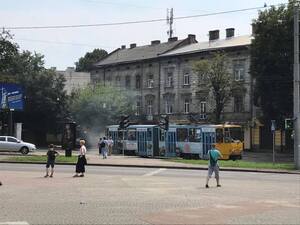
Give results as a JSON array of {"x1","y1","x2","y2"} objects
[
  {"x1": 46, "y1": 160, "x2": 55, "y2": 168},
  {"x1": 208, "y1": 164, "x2": 219, "y2": 178}
]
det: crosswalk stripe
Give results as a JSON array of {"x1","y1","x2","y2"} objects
[
  {"x1": 143, "y1": 168, "x2": 166, "y2": 177},
  {"x1": 0, "y1": 222, "x2": 30, "y2": 225}
]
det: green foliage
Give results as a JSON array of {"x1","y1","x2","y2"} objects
[
  {"x1": 193, "y1": 53, "x2": 242, "y2": 123},
  {"x1": 0, "y1": 30, "x2": 69, "y2": 144},
  {"x1": 70, "y1": 84, "x2": 135, "y2": 132},
  {"x1": 75, "y1": 48, "x2": 108, "y2": 72},
  {"x1": 250, "y1": 1, "x2": 295, "y2": 128}
]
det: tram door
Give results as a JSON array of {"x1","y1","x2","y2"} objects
[
  {"x1": 165, "y1": 128, "x2": 176, "y2": 157},
  {"x1": 137, "y1": 128, "x2": 147, "y2": 156},
  {"x1": 108, "y1": 128, "x2": 118, "y2": 153},
  {"x1": 202, "y1": 127, "x2": 216, "y2": 156}
]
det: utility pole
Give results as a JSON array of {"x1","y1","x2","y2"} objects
[
  {"x1": 167, "y1": 8, "x2": 174, "y2": 38},
  {"x1": 294, "y1": 4, "x2": 300, "y2": 169}
]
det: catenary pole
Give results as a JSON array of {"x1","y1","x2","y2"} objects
[{"x1": 294, "y1": 4, "x2": 300, "y2": 169}]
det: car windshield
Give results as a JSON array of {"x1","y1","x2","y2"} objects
[{"x1": 7, "y1": 137, "x2": 19, "y2": 143}]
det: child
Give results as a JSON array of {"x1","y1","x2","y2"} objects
[{"x1": 45, "y1": 144, "x2": 59, "y2": 178}]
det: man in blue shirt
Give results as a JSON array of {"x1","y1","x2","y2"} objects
[{"x1": 206, "y1": 144, "x2": 222, "y2": 188}]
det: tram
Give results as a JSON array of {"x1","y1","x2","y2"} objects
[{"x1": 106, "y1": 123, "x2": 244, "y2": 160}]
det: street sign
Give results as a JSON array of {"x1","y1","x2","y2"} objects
[{"x1": 271, "y1": 120, "x2": 276, "y2": 132}]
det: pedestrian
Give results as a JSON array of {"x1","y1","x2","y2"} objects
[
  {"x1": 101, "y1": 137, "x2": 108, "y2": 159},
  {"x1": 107, "y1": 136, "x2": 114, "y2": 156},
  {"x1": 98, "y1": 137, "x2": 103, "y2": 156},
  {"x1": 73, "y1": 139, "x2": 87, "y2": 177},
  {"x1": 44, "y1": 144, "x2": 59, "y2": 178},
  {"x1": 205, "y1": 143, "x2": 222, "y2": 188}
]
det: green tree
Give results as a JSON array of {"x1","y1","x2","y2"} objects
[
  {"x1": 70, "y1": 84, "x2": 135, "y2": 132},
  {"x1": 193, "y1": 53, "x2": 244, "y2": 123},
  {"x1": 75, "y1": 48, "x2": 108, "y2": 72},
  {"x1": 0, "y1": 30, "x2": 69, "y2": 145},
  {"x1": 251, "y1": 1, "x2": 294, "y2": 128}
]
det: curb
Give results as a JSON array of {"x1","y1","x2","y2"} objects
[{"x1": 1, "y1": 161, "x2": 299, "y2": 175}]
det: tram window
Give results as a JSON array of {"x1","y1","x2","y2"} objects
[
  {"x1": 224, "y1": 130, "x2": 231, "y2": 143},
  {"x1": 159, "y1": 129, "x2": 165, "y2": 141},
  {"x1": 230, "y1": 127, "x2": 243, "y2": 141},
  {"x1": 196, "y1": 129, "x2": 202, "y2": 142},
  {"x1": 189, "y1": 128, "x2": 200, "y2": 142},
  {"x1": 147, "y1": 129, "x2": 152, "y2": 141},
  {"x1": 216, "y1": 128, "x2": 223, "y2": 143},
  {"x1": 127, "y1": 130, "x2": 136, "y2": 140},
  {"x1": 177, "y1": 128, "x2": 188, "y2": 142}
]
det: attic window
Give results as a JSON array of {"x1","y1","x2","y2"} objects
[
  {"x1": 136, "y1": 65, "x2": 140, "y2": 68},
  {"x1": 184, "y1": 59, "x2": 189, "y2": 62},
  {"x1": 149, "y1": 64, "x2": 152, "y2": 67},
  {"x1": 126, "y1": 66, "x2": 130, "y2": 70},
  {"x1": 107, "y1": 69, "x2": 111, "y2": 72},
  {"x1": 168, "y1": 61, "x2": 172, "y2": 64},
  {"x1": 117, "y1": 67, "x2": 120, "y2": 71}
]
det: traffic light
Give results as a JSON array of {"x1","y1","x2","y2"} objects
[
  {"x1": 285, "y1": 118, "x2": 293, "y2": 130},
  {"x1": 119, "y1": 115, "x2": 130, "y2": 130},
  {"x1": 159, "y1": 115, "x2": 169, "y2": 131}
]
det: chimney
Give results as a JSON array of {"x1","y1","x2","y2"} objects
[
  {"x1": 226, "y1": 28, "x2": 235, "y2": 38},
  {"x1": 187, "y1": 34, "x2": 196, "y2": 43},
  {"x1": 121, "y1": 45, "x2": 126, "y2": 49},
  {"x1": 209, "y1": 30, "x2": 219, "y2": 41},
  {"x1": 130, "y1": 43, "x2": 137, "y2": 49},
  {"x1": 66, "y1": 67, "x2": 75, "y2": 72},
  {"x1": 168, "y1": 37, "x2": 178, "y2": 42},
  {"x1": 151, "y1": 40, "x2": 161, "y2": 45}
]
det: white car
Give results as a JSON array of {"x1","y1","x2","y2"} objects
[{"x1": 0, "y1": 136, "x2": 36, "y2": 154}]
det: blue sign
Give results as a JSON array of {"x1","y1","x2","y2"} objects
[{"x1": 0, "y1": 83, "x2": 24, "y2": 110}]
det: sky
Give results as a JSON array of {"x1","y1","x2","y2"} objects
[{"x1": 0, "y1": 0, "x2": 289, "y2": 70}]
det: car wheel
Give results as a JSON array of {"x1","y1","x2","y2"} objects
[{"x1": 20, "y1": 147, "x2": 29, "y2": 155}]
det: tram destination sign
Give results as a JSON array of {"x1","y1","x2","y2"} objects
[{"x1": 0, "y1": 83, "x2": 24, "y2": 110}]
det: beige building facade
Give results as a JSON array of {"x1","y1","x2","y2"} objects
[{"x1": 91, "y1": 29, "x2": 263, "y2": 150}]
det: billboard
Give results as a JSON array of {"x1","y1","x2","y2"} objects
[{"x1": 0, "y1": 83, "x2": 24, "y2": 110}]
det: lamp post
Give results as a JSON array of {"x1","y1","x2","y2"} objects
[{"x1": 294, "y1": 4, "x2": 300, "y2": 169}]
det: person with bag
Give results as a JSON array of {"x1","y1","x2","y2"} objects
[
  {"x1": 73, "y1": 139, "x2": 87, "y2": 177},
  {"x1": 205, "y1": 143, "x2": 222, "y2": 188},
  {"x1": 101, "y1": 137, "x2": 108, "y2": 159}
]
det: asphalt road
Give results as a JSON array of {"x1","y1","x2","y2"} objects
[{"x1": 0, "y1": 163, "x2": 300, "y2": 225}]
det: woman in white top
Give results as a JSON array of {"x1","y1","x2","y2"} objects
[{"x1": 73, "y1": 139, "x2": 87, "y2": 177}]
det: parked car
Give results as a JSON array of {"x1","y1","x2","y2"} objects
[{"x1": 0, "y1": 136, "x2": 36, "y2": 154}]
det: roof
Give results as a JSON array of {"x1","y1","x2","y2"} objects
[
  {"x1": 159, "y1": 35, "x2": 252, "y2": 57},
  {"x1": 95, "y1": 39, "x2": 187, "y2": 67}
]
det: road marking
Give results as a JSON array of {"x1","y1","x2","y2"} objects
[
  {"x1": 0, "y1": 222, "x2": 29, "y2": 225},
  {"x1": 143, "y1": 168, "x2": 166, "y2": 177}
]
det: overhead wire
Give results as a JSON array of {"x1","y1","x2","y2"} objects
[{"x1": 2, "y1": 3, "x2": 289, "y2": 30}]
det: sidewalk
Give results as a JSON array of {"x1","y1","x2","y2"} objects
[{"x1": 0, "y1": 149, "x2": 299, "y2": 174}]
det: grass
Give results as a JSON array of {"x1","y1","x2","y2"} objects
[
  {"x1": 2, "y1": 155, "x2": 77, "y2": 163},
  {"x1": 166, "y1": 158, "x2": 296, "y2": 170}
]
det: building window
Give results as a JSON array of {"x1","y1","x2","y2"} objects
[
  {"x1": 115, "y1": 76, "x2": 121, "y2": 87},
  {"x1": 165, "y1": 99, "x2": 173, "y2": 114},
  {"x1": 147, "y1": 99, "x2": 153, "y2": 115},
  {"x1": 200, "y1": 101, "x2": 206, "y2": 113},
  {"x1": 166, "y1": 72, "x2": 173, "y2": 87},
  {"x1": 135, "y1": 75, "x2": 141, "y2": 89},
  {"x1": 136, "y1": 101, "x2": 141, "y2": 115},
  {"x1": 233, "y1": 59, "x2": 245, "y2": 81},
  {"x1": 183, "y1": 72, "x2": 190, "y2": 85},
  {"x1": 125, "y1": 76, "x2": 131, "y2": 88},
  {"x1": 184, "y1": 99, "x2": 190, "y2": 114},
  {"x1": 147, "y1": 75, "x2": 154, "y2": 88},
  {"x1": 234, "y1": 96, "x2": 244, "y2": 112}
]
